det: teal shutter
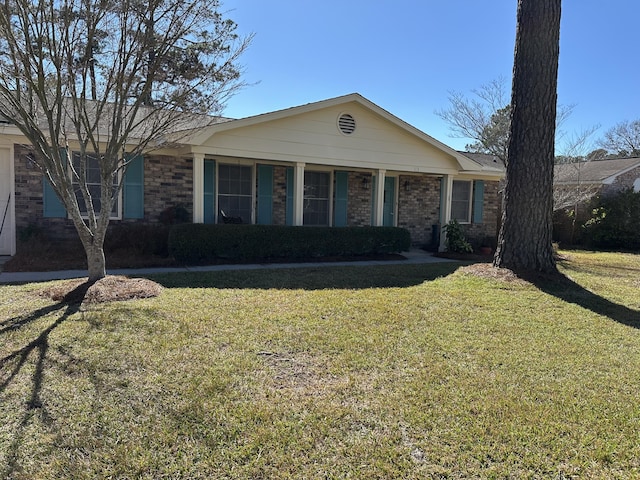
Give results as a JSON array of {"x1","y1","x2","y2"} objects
[
  {"x1": 123, "y1": 155, "x2": 144, "y2": 219},
  {"x1": 473, "y1": 180, "x2": 484, "y2": 224},
  {"x1": 43, "y1": 149, "x2": 68, "y2": 218},
  {"x1": 285, "y1": 167, "x2": 293, "y2": 226},
  {"x1": 257, "y1": 165, "x2": 273, "y2": 225},
  {"x1": 334, "y1": 171, "x2": 348, "y2": 227},
  {"x1": 204, "y1": 159, "x2": 215, "y2": 224},
  {"x1": 43, "y1": 176, "x2": 66, "y2": 218}
]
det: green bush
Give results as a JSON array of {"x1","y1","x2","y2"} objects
[
  {"x1": 442, "y1": 220, "x2": 473, "y2": 253},
  {"x1": 168, "y1": 225, "x2": 411, "y2": 264},
  {"x1": 583, "y1": 188, "x2": 640, "y2": 251}
]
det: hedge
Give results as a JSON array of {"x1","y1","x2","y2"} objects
[
  {"x1": 168, "y1": 224, "x2": 411, "y2": 264},
  {"x1": 583, "y1": 188, "x2": 640, "y2": 251}
]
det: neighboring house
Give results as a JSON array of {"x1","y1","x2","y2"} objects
[
  {"x1": 553, "y1": 157, "x2": 640, "y2": 245},
  {"x1": 0, "y1": 93, "x2": 504, "y2": 256},
  {"x1": 554, "y1": 157, "x2": 640, "y2": 197}
]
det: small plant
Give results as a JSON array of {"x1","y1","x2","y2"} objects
[{"x1": 443, "y1": 220, "x2": 473, "y2": 253}]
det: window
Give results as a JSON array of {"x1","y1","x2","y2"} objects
[
  {"x1": 218, "y1": 164, "x2": 253, "y2": 223},
  {"x1": 72, "y1": 153, "x2": 119, "y2": 218},
  {"x1": 303, "y1": 171, "x2": 330, "y2": 225},
  {"x1": 451, "y1": 180, "x2": 472, "y2": 223}
]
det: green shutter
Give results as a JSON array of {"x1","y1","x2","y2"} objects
[
  {"x1": 42, "y1": 176, "x2": 66, "y2": 218},
  {"x1": 123, "y1": 155, "x2": 144, "y2": 219},
  {"x1": 334, "y1": 171, "x2": 348, "y2": 227},
  {"x1": 285, "y1": 167, "x2": 293, "y2": 226},
  {"x1": 204, "y1": 159, "x2": 215, "y2": 224},
  {"x1": 257, "y1": 165, "x2": 273, "y2": 225},
  {"x1": 473, "y1": 180, "x2": 484, "y2": 224}
]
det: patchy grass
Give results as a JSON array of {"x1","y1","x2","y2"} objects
[{"x1": 1, "y1": 252, "x2": 639, "y2": 478}]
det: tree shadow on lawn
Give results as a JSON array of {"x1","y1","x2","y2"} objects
[
  {"x1": 519, "y1": 270, "x2": 640, "y2": 329},
  {"x1": 0, "y1": 282, "x2": 90, "y2": 479},
  {"x1": 149, "y1": 261, "x2": 466, "y2": 290}
]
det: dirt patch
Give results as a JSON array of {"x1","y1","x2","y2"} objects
[
  {"x1": 40, "y1": 275, "x2": 163, "y2": 304},
  {"x1": 256, "y1": 351, "x2": 342, "y2": 395}
]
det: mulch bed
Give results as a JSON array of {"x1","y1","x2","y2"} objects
[{"x1": 40, "y1": 276, "x2": 163, "y2": 304}]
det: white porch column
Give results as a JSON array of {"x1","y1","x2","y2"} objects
[
  {"x1": 192, "y1": 152, "x2": 205, "y2": 223},
  {"x1": 439, "y1": 174, "x2": 453, "y2": 252},
  {"x1": 373, "y1": 169, "x2": 386, "y2": 226},
  {"x1": 293, "y1": 162, "x2": 305, "y2": 226}
]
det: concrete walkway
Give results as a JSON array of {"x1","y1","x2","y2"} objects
[{"x1": 0, "y1": 249, "x2": 456, "y2": 284}]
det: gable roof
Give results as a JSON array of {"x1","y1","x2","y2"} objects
[
  {"x1": 185, "y1": 93, "x2": 496, "y2": 175},
  {"x1": 554, "y1": 157, "x2": 640, "y2": 184}
]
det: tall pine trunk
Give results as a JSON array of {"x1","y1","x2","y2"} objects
[{"x1": 494, "y1": 0, "x2": 561, "y2": 273}]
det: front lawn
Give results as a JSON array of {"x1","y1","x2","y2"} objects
[{"x1": 1, "y1": 252, "x2": 639, "y2": 478}]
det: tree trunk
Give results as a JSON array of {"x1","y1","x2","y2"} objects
[
  {"x1": 84, "y1": 239, "x2": 106, "y2": 282},
  {"x1": 494, "y1": 0, "x2": 561, "y2": 274}
]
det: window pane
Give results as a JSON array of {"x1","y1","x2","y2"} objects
[
  {"x1": 218, "y1": 164, "x2": 253, "y2": 222},
  {"x1": 72, "y1": 152, "x2": 119, "y2": 217},
  {"x1": 451, "y1": 181, "x2": 471, "y2": 222},
  {"x1": 303, "y1": 171, "x2": 330, "y2": 226}
]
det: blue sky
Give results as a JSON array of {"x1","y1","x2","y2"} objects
[{"x1": 221, "y1": 1, "x2": 639, "y2": 152}]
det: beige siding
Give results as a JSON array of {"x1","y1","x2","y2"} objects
[{"x1": 200, "y1": 103, "x2": 461, "y2": 174}]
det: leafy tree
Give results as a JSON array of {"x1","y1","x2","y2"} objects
[
  {"x1": 0, "y1": 0, "x2": 251, "y2": 280},
  {"x1": 597, "y1": 119, "x2": 640, "y2": 158},
  {"x1": 583, "y1": 189, "x2": 640, "y2": 250},
  {"x1": 494, "y1": 0, "x2": 561, "y2": 273}
]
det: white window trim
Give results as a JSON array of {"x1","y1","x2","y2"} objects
[{"x1": 451, "y1": 179, "x2": 472, "y2": 224}]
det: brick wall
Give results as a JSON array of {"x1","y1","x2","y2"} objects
[
  {"x1": 397, "y1": 175, "x2": 441, "y2": 246},
  {"x1": 144, "y1": 154, "x2": 193, "y2": 221},
  {"x1": 13, "y1": 144, "x2": 77, "y2": 239},
  {"x1": 347, "y1": 172, "x2": 373, "y2": 227},
  {"x1": 13, "y1": 146, "x2": 194, "y2": 240},
  {"x1": 271, "y1": 165, "x2": 288, "y2": 225}
]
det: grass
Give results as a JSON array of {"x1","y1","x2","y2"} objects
[{"x1": 1, "y1": 251, "x2": 639, "y2": 478}]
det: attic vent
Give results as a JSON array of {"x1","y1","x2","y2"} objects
[{"x1": 338, "y1": 113, "x2": 356, "y2": 135}]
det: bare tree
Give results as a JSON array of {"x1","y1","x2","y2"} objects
[
  {"x1": 598, "y1": 119, "x2": 640, "y2": 158},
  {"x1": 0, "y1": 0, "x2": 252, "y2": 280},
  {"x1": 494, "y1": 0, "x2": 561, "y2": 273},
  {"x1": 553, "y1": 126, "x2": 601, "y2": 211},
  {"x1": 436, "y1": 77, "x2": 573, "y2": 164}
]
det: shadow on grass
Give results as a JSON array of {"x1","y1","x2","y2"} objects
[
  {"x1": 519, "y1": 270, "x2": 640, "y2": 329},
  {"x1": 149, "y1": 262, "x2": 465, "y2": 290},
  {"x1": 0, "y1": 281, "x2": 91, "y2": 479}
]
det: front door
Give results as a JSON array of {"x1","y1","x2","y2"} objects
[
  {"x1": 382, "y1": 176, "x2": 396, "y2": 226},
  {"x1": 0, "y1": 147, "x2": 13, "y2": 255}
]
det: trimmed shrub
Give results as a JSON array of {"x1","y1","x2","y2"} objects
[
  {"x1": 105, "y1": 223, "x2": 171, "y2": 256},
  {"x1": 168, "y1": 225, "x2": 411, "y2": 264},
  {"x1": 583, "y1": 189, "x2": 640, "y2": 251}
]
